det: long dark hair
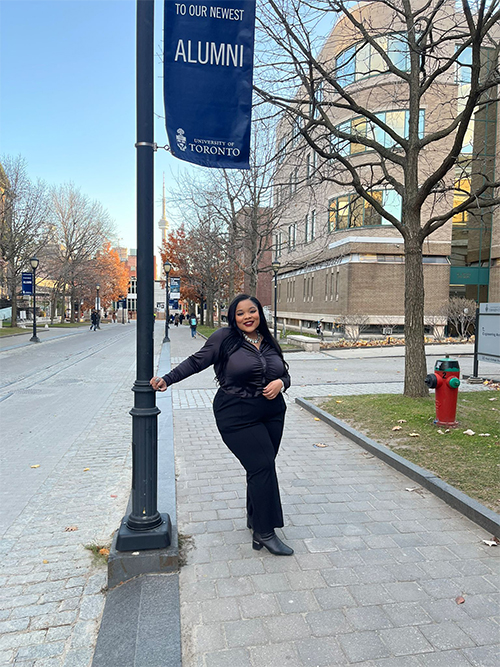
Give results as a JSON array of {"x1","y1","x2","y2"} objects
[{"x1": 217, "y1": 294, "x2": 288, "y2": 380}]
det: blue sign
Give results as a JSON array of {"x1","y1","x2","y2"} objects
[
  {"x1": 164, "y1": 0, "x2": 256, "y2": 169},
  {"x1": 22, "y1": 272, "x2": 33, "y2": 294}
]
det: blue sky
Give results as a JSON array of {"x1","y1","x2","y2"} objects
[{"x1": 1, "y1": 0, "x2": 182, "y2": 252}]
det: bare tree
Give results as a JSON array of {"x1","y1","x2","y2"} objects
[
  {"x1": 255, "y1": 0, "x2": 499, "y2": 396},
  {"x1": 0, "y1": 156, "x2": 50, "y2": 325},
  {"x1": 445, "y1": 295, "x2": 477, "y2": 338},
  {"x1": 47, "y1": 184, "x2": 114, "y2": 322},
  {"x1": 167, "y1": 118, "x2": 292, "y2": 302}
]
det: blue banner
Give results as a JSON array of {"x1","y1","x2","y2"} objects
[
  {"x1": 164, "y1": 0, "x2": 256, "y2": 169},
  {"x1": 22, "y1": 272, "x2": 33, "y2": 295}
]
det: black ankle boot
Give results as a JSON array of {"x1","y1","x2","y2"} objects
[{"x1": 252, "y1": 531, "x2": 294, "y2": 556}]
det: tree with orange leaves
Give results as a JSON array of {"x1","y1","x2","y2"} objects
[{"x1": 94, "y1": 243, "x2": 130, "y2": 310}]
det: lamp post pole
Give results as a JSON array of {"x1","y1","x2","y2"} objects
[
  {"x1": 96, "y1": 285, "x2": 100, "y2": 328},
  {"x1": 272, "y1": 260, "x2": 280, "y2": 340},
  {"x1": 30, "y1": 257, "x2": 40, "y2": 343},
  {"x1": 163, "y1": 261, "x2": 171, "y2": 343},
  {"x1": 116, "y1": 0, "x2": 171, "y2": 551}
]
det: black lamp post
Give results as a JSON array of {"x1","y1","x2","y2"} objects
[
  {"x1": 116, "y1": 0, "x2": 171, "y2": 551},
  {"x1": 163, "y1": 260, "x2": 171, "y2": 343},
  {"x1": 96, "y1": 284, "x2": 101, "y2": 328},
  {"x1": 30, "y1": 257, "x2": 40, "y2": 343},
  {"x1": 272, "y1": 259, "x2": 280, "y2": 340}
]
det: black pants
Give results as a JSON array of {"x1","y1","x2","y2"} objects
[{"x1": 213, "y1": 389, "x2": 286, "y2": 534}]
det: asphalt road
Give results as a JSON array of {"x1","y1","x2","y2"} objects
[{"x1": 0, "y1": 322, "x2": 137, "y2": 537}]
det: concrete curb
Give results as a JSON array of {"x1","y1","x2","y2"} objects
[{"x1": 296, "y1": 397, "x2": 500, "y2": 536}]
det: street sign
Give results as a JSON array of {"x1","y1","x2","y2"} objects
[{"x1": 22, "y1": 272, "x2": 33, "y2": 294}]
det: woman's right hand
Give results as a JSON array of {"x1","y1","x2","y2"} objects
[{"x1": 150, "y1": 376, "x2": 167, "y2": 392}]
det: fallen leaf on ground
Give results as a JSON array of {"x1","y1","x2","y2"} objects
[
  {"x1": 489, "y1": 397, "x2": 497, "y2": 401},
  {"x1": 314, "y1": 417, "x2": 320, "y2": 421},
  {"x1": 64, "y1": 526, "x2": 78, "y2": 532},
  {"x1": 336, "y1": 400, "x2": 343, "y2": 403},
  {"x1": 83, "y1": 468, "x2": 90, "y2": 471},
  {"x1": 406, "y1": 487, "x2": 425, "y2": 496},
  {"x1": 392, "y1": 425, "x2": 402, "y2": 431},
  {"x1": 30, "y1": 464, "x2": 40, "y2": 469},
  {"x1": 110, "y1": 494, "x2": 117, "y2": 498},
  {"x1": 43, "y1": 560, "x2": 48, "y2": 564},
  {"x1": 463, "y1": 429, "x2": 475, "y2": 436},
  {"x1": 482, "y1": 539, "x2": 498, "y2": 547},
  {"x1": 478, "y1": 433, "x2": 491, "y2": 437},
  {"x1": 313, "y1": 442, "x2": 328, "y2": 448},
  {"x1": 455, "y1": 596, "x2": 465, "y2": 604},
  {"x1": 409, "y1": 432, "x2": 420, "y2": 437},
  {"x1": 437, "y1": 429, "x2": 444, "y2": 434},
  {"x1": 397, "y1": 419, "x2": 407, "y2": 423},
  {"x1": 99, "y1": 548, "x2": 110, "y2": 556}
]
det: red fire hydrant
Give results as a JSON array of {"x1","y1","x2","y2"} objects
[{"x1": 425, "y1": 356, "x2": 461, "y2": 426}]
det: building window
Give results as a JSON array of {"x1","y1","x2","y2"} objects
[
  {"x1": 310, "y1": 210, "x2": 316, "y2": 240},
  {"x1": 328, "y1": 190, "x2": 401, "y2": 230},
  {"x1": 336, "y1": 33, "x2": 411, "y2": 85},
  {"x1": 129, "y1": 278, "x2": 137, "y2": 295},
  {"x1": 332, "y1": 110, "x2": 425, "y2": 155},
  {"x1": 274, "y1": 232, "x2": 283, "y2": 257},
  {"x1": 288, "y1": 223, "x2": 296, "y2": 249},
  {"x1": 305, "y1": 213, "x2": 309, "y2": 243}
]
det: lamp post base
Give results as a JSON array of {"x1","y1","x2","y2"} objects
[
  {"x1": 30, "y1": 335, "x2": 41, "y2": 343},
  {"x1": 116, "y1": 512, "x2": 172, "y2": 552},
  {"x1": 163, "y1": 335, "x2": 170, "y2": 343}
]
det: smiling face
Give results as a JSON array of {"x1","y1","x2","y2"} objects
[{"x1": 235, "y1": 299, "x2": 260, "y2": 336}]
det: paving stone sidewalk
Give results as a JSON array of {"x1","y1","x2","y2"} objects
[
  {"x1": 169, "y1": 326, "x2": 500, "y2": 666},
  {"x1": 0, "y1": 354, "x2": 135, "y2": 666}
]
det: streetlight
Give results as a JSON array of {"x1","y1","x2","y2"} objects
[
  {"x1": 163, "y1": 260, "x2": 171, "y2": 343},
  {"x1": 30, "y1": 257, "x2": 40, "y2": 343},
  {"x1": 272, "y1": 259, "x2": 280, "y2": 340},
  {"x1": 96, "y1": 284, "x2": 101, "y2": 329}
]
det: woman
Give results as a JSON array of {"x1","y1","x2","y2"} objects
[
  {"x1": 151, "y1": 294, "x2": 293, "y2": 556},
  {"x1": 189, "y1": 313, "x2": 197, "y2": 338}
]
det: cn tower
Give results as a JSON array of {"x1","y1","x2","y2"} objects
[{"x1": 158, "y1": 173, "x2": 169, "y2": 246}]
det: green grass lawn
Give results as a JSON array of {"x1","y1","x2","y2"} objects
[{"x1": 317, "y1": 391, "x2": 500, "y2": 512}]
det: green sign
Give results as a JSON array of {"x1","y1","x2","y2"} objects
[{"x1": 449, "y1": 267, "x2": 489, "y2": 285}]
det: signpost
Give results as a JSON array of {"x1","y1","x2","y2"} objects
[{"x1": 471, "y1": 303, "x2": 500, "y2": 378}]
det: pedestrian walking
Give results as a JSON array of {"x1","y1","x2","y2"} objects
[
  {"x1": 179, "y1": 312, "x2": 184, "y2": 325},
  {"x1": 316, "y1": 319, "x2": 324, "y2": 341},
  {"x1": 174, "y1": 313, "x2": 179, "y2": 327},
  {"x1": 90, "y1": 310, "x2": 98, "y2": 331},
  {"x1": 151, "y1": 294, "x2": 293, "y2": 556},
  {"x1": 189, "y1": 313, "x2": 197, "y2": 338}
]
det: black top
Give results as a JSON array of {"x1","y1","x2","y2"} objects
[{"x1": 162, "y1": 328, "x2": 291, "y2": 398}]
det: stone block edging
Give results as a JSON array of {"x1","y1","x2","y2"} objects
[{"x1": 295, "y1": 397, "x2": 500, "y2": 536}]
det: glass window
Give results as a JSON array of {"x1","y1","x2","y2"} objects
[
  {"x1": 388, "y1": 35, "x2": 409, "y2": 71},
  {"x1": 355, "y1": 43, "x2": 371, "y2": 80},
  {"x1": 336, "y1": 46, "x2": 355, "y2": 86},
  {"x1": 364, "y1": 191, "x2": 383, "y2": 226},
  {"x1": 337, "y1": 197, "x2": 349, "y2": 229},
  {"x1": 351, "y1": 118, "x2": 367, "y2": 153},
  {"x1": 382, "y1": 189, "x2": 402, "y2": 223},
  {"x1": 311, "y1": 210, "x2": 316, "y2": 240},
  {"x1": 350, "y1": 196, "x2": 364, "y2": 227},
  {"x1": 371, "y1": 36, "x2": 388, "y2": 74}
]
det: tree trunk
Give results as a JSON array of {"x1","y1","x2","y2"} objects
[
  {"x1": 8, "y1": 264, "x2": 18, "y2": 327},
  {"x1": 404, "y1": 234, "x2": 429, "y2": 397},
  {"x1": 206, "y1": 291, "x2": 214, "y2": 327}
]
